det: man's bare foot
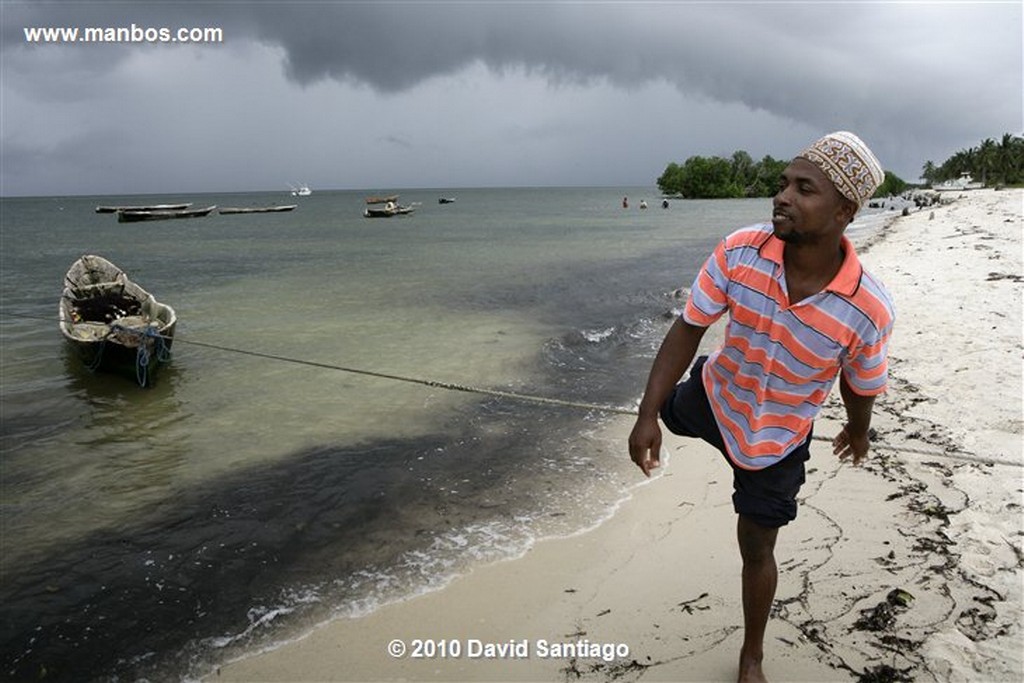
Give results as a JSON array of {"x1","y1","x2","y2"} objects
[{"x1": 737, "y1": 648, "x2": 768, "y2": 683}]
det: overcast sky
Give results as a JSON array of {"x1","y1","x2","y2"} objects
[{"x1": 1, "y1": 1, "x2": 1021, "y2": 197}]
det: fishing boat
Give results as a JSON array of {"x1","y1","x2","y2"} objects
[
  {"x1": 362, "y1": 193, "x2": 397, "y2": 204},
  {"x1": 438, "y1": 197, "x2": 456, "y2": 204},
  {"x1": 96, "y1": 203, "x2": 192, "y2": 214},
  {"x1": 116, "y1": 206, "x2": 216, "y2": 222},
  {"x1": 363, "y1": 195, "x2": 415, "y2": 218},
  {"x1": 219, "y1": 204, "x2": 297, "y2": 214},
  {"x1": 59, "y1": 255, "x2": 176, "y2": 386},
  {"x1": 290, "y1": 183, "x2": 312, "y2": 197},
  {"x1": 932, "y1": 172, "x2": 984, "y2": 192},
  {"x1": 364, "y1": 202, "x2": 415, "y2": 218}
]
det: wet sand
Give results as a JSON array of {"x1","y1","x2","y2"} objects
[{"x1": 211, "y1": 188, "x2": 1023, "y2": 682}]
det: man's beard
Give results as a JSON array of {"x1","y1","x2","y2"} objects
[{"x1": 773, "y1": 225, "x2": 806, "y2": 244}]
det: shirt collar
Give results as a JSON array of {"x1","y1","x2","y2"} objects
[{"x1": 758, "y1": 229, "x2": 863, "y2": 297}]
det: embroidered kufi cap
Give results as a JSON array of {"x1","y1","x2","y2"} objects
[{"x1": 800, "y1": 131, "x2": 884, "y2": 209}]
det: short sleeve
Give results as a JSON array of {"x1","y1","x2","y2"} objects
[
  {"x1": 841, "y1": 319, "x2": 893, "y2": 395},
  {"x1": 683, "y1": 239, "x2": 729, "y2": 327}
]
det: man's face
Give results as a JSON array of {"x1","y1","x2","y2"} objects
[{"x1": 772, "y1": 157, "x2": 854, "y2": 245}]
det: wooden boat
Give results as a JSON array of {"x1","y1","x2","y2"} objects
[
  {"x1": 96, "y1": 203, "x2": 192, "y2": 213},
  {"x1": 59, "y1": 255, "x2": 176, "y2": 386},
  {"x1": 116, "y1": 206, "x2": 215, "y2": 222},
  {"x1": 365, "y1": 194, "x2": 399, "y2": 205},
  {"x1": 219, "y1": 205, "x2": 297, "y2": 214},
  {"x1": 364, "y1": 203, "x2": 415, "y2": 218},
  {"x1": 363, "y1": 195, "x2": 414, "y2": 218}
]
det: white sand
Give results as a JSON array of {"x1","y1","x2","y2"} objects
[{"x1": 211, "y1": 189, "x2": 1023, "y2": 682}]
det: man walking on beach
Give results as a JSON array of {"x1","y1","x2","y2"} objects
[{"x1": 628, "y1": 132, "x2": 893, "y2": 683}]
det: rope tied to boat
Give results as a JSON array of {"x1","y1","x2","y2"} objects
[
  {"x1": 108, "y1": 322, "x2": 172, "y2": 387},
  {"x1": 1, "y1": 310, "x2": 1019, "y2": 467},
  {"x1": 172, "y1": 336, "x2": 1017, "y2": 467},
  {"x1": 87, "y1": 338, "x2": 106, "y2": 372}
]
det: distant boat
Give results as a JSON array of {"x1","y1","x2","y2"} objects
[
  {"x1": 219, "y1": 205, "x2": 297, "y2": 215},
  {"x1": 365, "y1": 194, "x2": 399, "y2": 205},
  {"x1": 438, "y1": 197, "x2": 456, "y2": 204},
  {"x1": 96, "y1": 203, "x2": 192, "y2": 214},
  {"x1": 290, "y1": 184, "x2": 312, "y2": 197},
  {"x1": 59, "y1": 254, "x2": 176, "y2": 387},
  {"x1": 364, "y1": 203, "x2": 415, "y2": 218},
  {"x1": 364, "y1": 196, "x2": 414, "y2": 218},
  {"x1": 117, "y1": 206, "x2": 216, "y2": 223},
  {"x1": 932, "y1": 172, "x2": 984, "y2": 192}
]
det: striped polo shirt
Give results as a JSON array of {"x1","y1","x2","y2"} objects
[{"x1": 683, "y1": 223, "x2": 894, "y2": 470}]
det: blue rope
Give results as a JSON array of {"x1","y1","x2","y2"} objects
[
  {"x1": 87, "y1": 339, "x2": 106, "y2": 372},
  {"x1": 107, "y1": 323, "x2": 171, "y2": 387},
  {"x1": 154, "y1": 330, "x2": 172, "y2": 363},
  {"x1": 136, "y1": 340, "x2": 150, "y2": 387}
]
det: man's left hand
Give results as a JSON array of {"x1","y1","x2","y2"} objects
[{"x1": 832, "y1": 424, "x2": 870, "y2": 465}]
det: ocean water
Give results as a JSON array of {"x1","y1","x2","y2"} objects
[{"x1": 0, "y1": 187, "x2": 891, "y2": 680}]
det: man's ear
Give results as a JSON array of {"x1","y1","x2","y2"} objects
[{"x1": 837, "y1": 197, "x2": 858, "y2": 227}]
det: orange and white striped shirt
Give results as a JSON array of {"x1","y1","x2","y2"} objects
[{"x1": 684, "y1": 223, "x2": 894, "y2": 470}]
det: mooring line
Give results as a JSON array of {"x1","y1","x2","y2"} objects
[
  {"x1": 179, "y1": 336, "x2": 636, "y2": 416},
  {"x1": 172, "y1": 338, "x2": 1024, "y2": 468},
  {"x1": 3, "y1": 309, "x2": 1019, "y2": 467}
]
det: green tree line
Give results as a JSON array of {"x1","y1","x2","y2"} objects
[
  {"x1": 657, "y1": 151, "x2": 787, "y2": 199},
  {"x1": 657, "y1": 134, "x2": 1024, "y2": 199},
  {"x1": 657, "y1": 150, "x2": 910, "y2": 199},
  {"x1": 921, "y1": 133, "x2": 1024, "y2": 187}
]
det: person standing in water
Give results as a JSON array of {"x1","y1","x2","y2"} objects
[{"x1": 628, "y1": 131, "x2": 894, "y2": 683}]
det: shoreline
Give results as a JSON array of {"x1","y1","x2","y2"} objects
[{"x1": 210, "y1": 189, "x2": 1023, "y2": 682}]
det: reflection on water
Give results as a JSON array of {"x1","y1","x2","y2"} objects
[{"x1": 2, "y1": 346, "x2": 190, "y2": 570}]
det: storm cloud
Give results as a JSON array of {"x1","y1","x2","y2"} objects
[{"x1": 2, "y1": 1, "x2": 1020, "y2": 195}]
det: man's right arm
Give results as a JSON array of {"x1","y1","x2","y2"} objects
[{"x1": 628, "y1": 318, "x2": 707, "y2": 476}]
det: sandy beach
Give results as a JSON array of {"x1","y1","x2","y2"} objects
[{"x1": 211, "y1": 188, "x2": 1022, "y2": 682}]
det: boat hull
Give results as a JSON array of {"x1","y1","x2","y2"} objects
[
  {"x1": 364, "y1": 207, "x2": 415, "y2": 217},
  {"x1": 116, "y1": 206, "x2": 215, "y2": 222},
  {"x1": 62, "y1": 319, "x2": 176, "y2": 386},
  {"x1": 96, "y1": 203, "x2": 192, "y2": 213},
  {"x1": 932, "y1": 183, "x2": 984, "y2": 192},
  {"x1": 219, "y1": 205, "x2": 297, "y2": 214}
]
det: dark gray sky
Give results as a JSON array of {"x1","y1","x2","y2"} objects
[{"x1": 2, "y1": 1, "x2": 1020, "y2": 197}]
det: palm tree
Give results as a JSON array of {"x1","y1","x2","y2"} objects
[
  {"x1": 921, "y1": 160, "x2": 937, "y2": 185},
  {"x1": 942, "y1": 147, "x2": 977, "y2": 182},
  {"x1": 978, "y1": 138, "x2": 997, "y2": 185},
  {"x1": 931, "y1": 134, "x2": 1024, "y2": 187},
  {"x1": 997, "y1": 133, "x2": 1024, "y2": 185}
]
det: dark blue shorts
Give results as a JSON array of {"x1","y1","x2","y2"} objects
[{"x1": 659, "y1": 356, "x2": 811, "y2": 529}]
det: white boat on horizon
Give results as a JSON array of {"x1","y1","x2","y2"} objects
[{"x1": 290, "y1": 183, "x2": 312, "y2": 197}]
